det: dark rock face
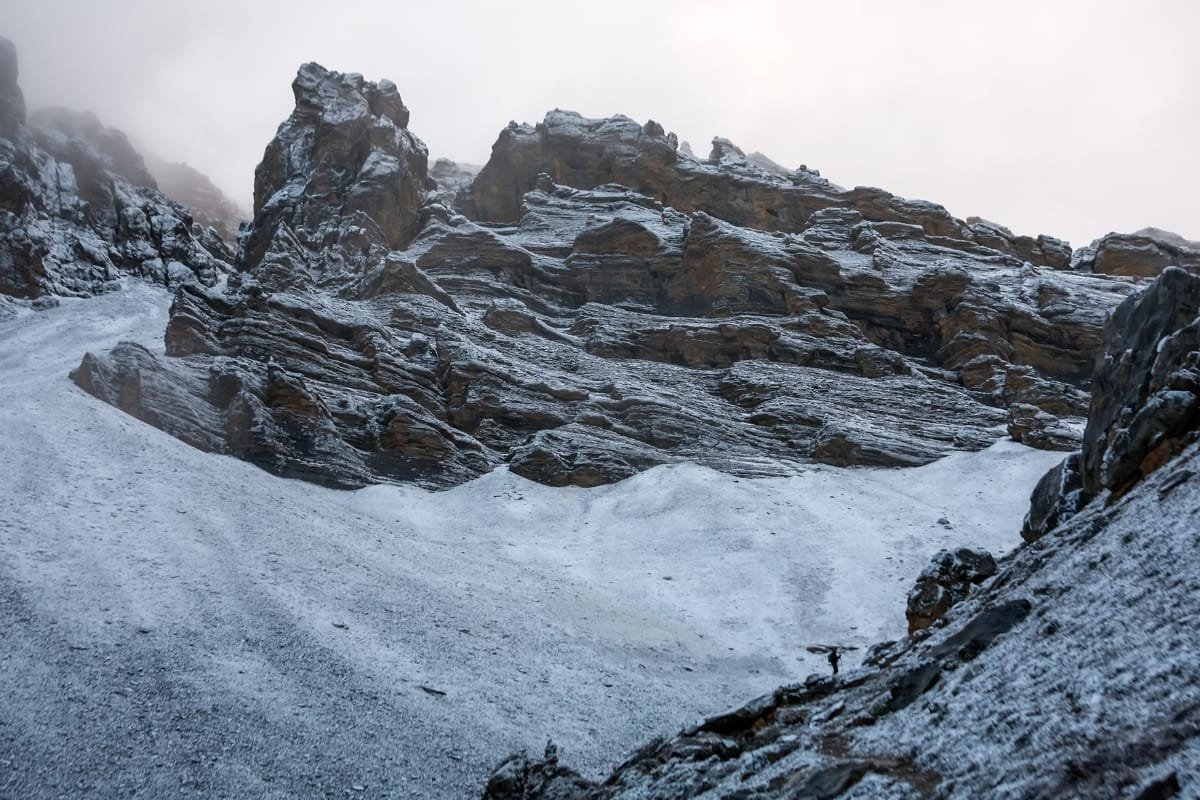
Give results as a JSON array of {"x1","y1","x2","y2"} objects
[
  {"x1": 1073, "y1": 228, "x2": 1200, "y2": 278},
  {"x1": 0, "y1": 36, "x2": 26, "y2": 139},
  {"x1": 0, "y1": 38, "x2": 231, "y2": 299},
  {"x1": 905, "y1": 547, "x2": 997, "y2": 633},
  {"x1": 1023, "y1": 267, "x2": 1200, "y2": 539},
  {"x1": 1021, "y1": 452, "x2": 1086, "y2": 542},
  {"x1": 1080, "y1": 267, "x2": 1200, "y2": 497},
  {"x1": 70, "y1": 66, "x2": 1140, "y2": 490},
  {"x1": 144, "y1": 154, "x2": 248, "y2": 243}
]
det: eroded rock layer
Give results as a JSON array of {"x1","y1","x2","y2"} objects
[
  {"x1": 0, "y1": 38, "x2": 231, "y2": 299},
  {"x1": 69, "y1": 61, "x2": 1161, "y2": 489}
]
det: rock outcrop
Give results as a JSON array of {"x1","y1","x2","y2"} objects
[
  {"x1": 482, "y1": 266, "x2": 1200, "y2": 799},
  {"x1": 904, "y1": 547, "x2": 997, "y2": 633},
  {"x1": 70, "y1": 63, "x2": 1143, "y2": 490},
  {"x1": 242, "y1": 62, "x2": 429, "y2": 283},
  {"x1": 0, "y1": 38, "x2": 232, "y2": 299},
  {"x1": 428, "y1": 157, "x2": 480, "y2": 203},
  {"x1": 1081, "y1": 267, "x2": 1200, "y2": 495},
  {"x1": 1072, "y1": 227, "x2": 1200, "y2": 278},
  {"x1": 1023, "y1": 267, "x2": 1200, "y2": 542}
]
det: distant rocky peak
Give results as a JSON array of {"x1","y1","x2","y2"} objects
[
  {"x1": 244, "y1": 62, "x2": 429, "y2": 280},
  {"x1": 291, "y1": 63, "x2": 410, "y2": 130},
  {"x1": 746, "y1": 151, "x2": 792, "y2": 176},
  {"x1": 707, "y1": 136, "x2": 746, "y2": 165},
  {"x1": 29, "y1": 106, "x2": 157, "y2": 189},
  {"x1": 0, "y1": 36, "x2": 26, "y2": 137}
]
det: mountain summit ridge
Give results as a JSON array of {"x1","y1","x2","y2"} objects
[{"x1": 60, "y1": 59, "x2": 1176, "y2": 492}]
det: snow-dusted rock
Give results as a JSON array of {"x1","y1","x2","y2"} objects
[
  {"x1": 1006, "y1": 402, "x2": 1082, "y2": 451},
  {"x1": 1072, "y1": 227, "x2": 1200, "y2": 278},
  {"x1": 904, "y1": 547, "x2": 997, "y2": 633},
  {"x1": 1081, "y1": 266, "x2": 1200, "y2": 496},
  {"x1": 0, "y1": 38, "x2": 231, "y2": 299},
  {"x1": 69, "y1": 61, "x2": 1146, "y2": 490},
  {"x1": 462, "y1": 109, "x2": 1078, "y2": 271},
  {"x1": 242, "y1": 62, "x2": 429, "y2": 283}
]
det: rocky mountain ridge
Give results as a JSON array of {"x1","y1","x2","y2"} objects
[
  {"x1": 0, "y1": 39, "x2": 232, "y2": 301},
  {"x1": 64, "y1": 59, "x2": 1192, "y2": 492}
]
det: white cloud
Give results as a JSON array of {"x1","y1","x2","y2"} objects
[{"x1": 6, "y1": 0, "x2": 1198, "y2": 246}]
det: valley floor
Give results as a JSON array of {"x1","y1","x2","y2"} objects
[{"x1": 0, "y1": 286, "x2": 1064, "y2": 799}]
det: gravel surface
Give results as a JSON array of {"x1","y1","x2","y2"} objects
[{"x1": 0, "y1": 286, "x2": 1063, "y2": 798}]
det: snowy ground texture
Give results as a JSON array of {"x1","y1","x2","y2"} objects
[{"x1": 0, "y1": 286, "x2": 1063, "y2": 799}]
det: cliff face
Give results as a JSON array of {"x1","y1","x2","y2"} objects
[
  {"x1": 482, "y1": 266, "x2": 1200, "y2": 799},
  {"x1": 70, "y1": 62, "x2": 1159, "y2": 491},
  {"x1": 0, "y1": 38, "x2": 231, "y2": 300}
]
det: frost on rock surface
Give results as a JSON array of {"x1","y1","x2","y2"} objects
[
  {"x1": 0, "y1": 38, "x2": 232, "y2": 300},
  {"x1": 70, "y1": 61, "x2": 1149, "y2": 490},
  {"x1": 485, "y1": 266, "x2": 1200, "y2": 799}
]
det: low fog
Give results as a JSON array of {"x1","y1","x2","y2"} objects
[{"x1": 5, "y1": 0, "x2": 1198, "y2": 247}]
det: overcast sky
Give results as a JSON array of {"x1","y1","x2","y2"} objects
[{"x1": 4, "y1": 0, "x2": 1197, "y2": 247}]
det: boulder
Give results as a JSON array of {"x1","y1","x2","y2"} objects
[
  {"x1": 1006, "y1": 403, "x2": 1081, "y2": 451},
  {"x1": 905, "y1": 548, "x2": 998, "y2": 633},
  {"x1": 1021, "y1": 451, "x2": 1087, "y2": 542}
]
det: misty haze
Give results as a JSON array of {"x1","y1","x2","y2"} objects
[{"x1": 2, "y1": 2, "x2": 1199, "y2": 799}]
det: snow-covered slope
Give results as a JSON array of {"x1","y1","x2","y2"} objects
[{"x1": 0, "y1": 288, "x2": 1062, "y2": 798}]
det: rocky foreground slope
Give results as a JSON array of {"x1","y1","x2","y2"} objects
[
  {"x1": 63, "y1": 59, "x2": 1176, "y2": 491},
  {"x1": 482, "y1": 267, "x2": 1200, "y2": 799},
  {"x1": 0, "y1": 38, "x2": 231, "y2": 301}
]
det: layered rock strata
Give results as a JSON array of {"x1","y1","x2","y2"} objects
[
  {"x1": 0, "y1": 38, "x2": 231, "y2": 299},
  {"x1": 1072, "y1": 227, "x2": 1200, "y2": 278},
  {"x1": 70, "y1": 63, "x2": 1145, "y2": 489},
  {"x1": 460, "y1": 111, "x2": 1077, "y2": 271}
]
